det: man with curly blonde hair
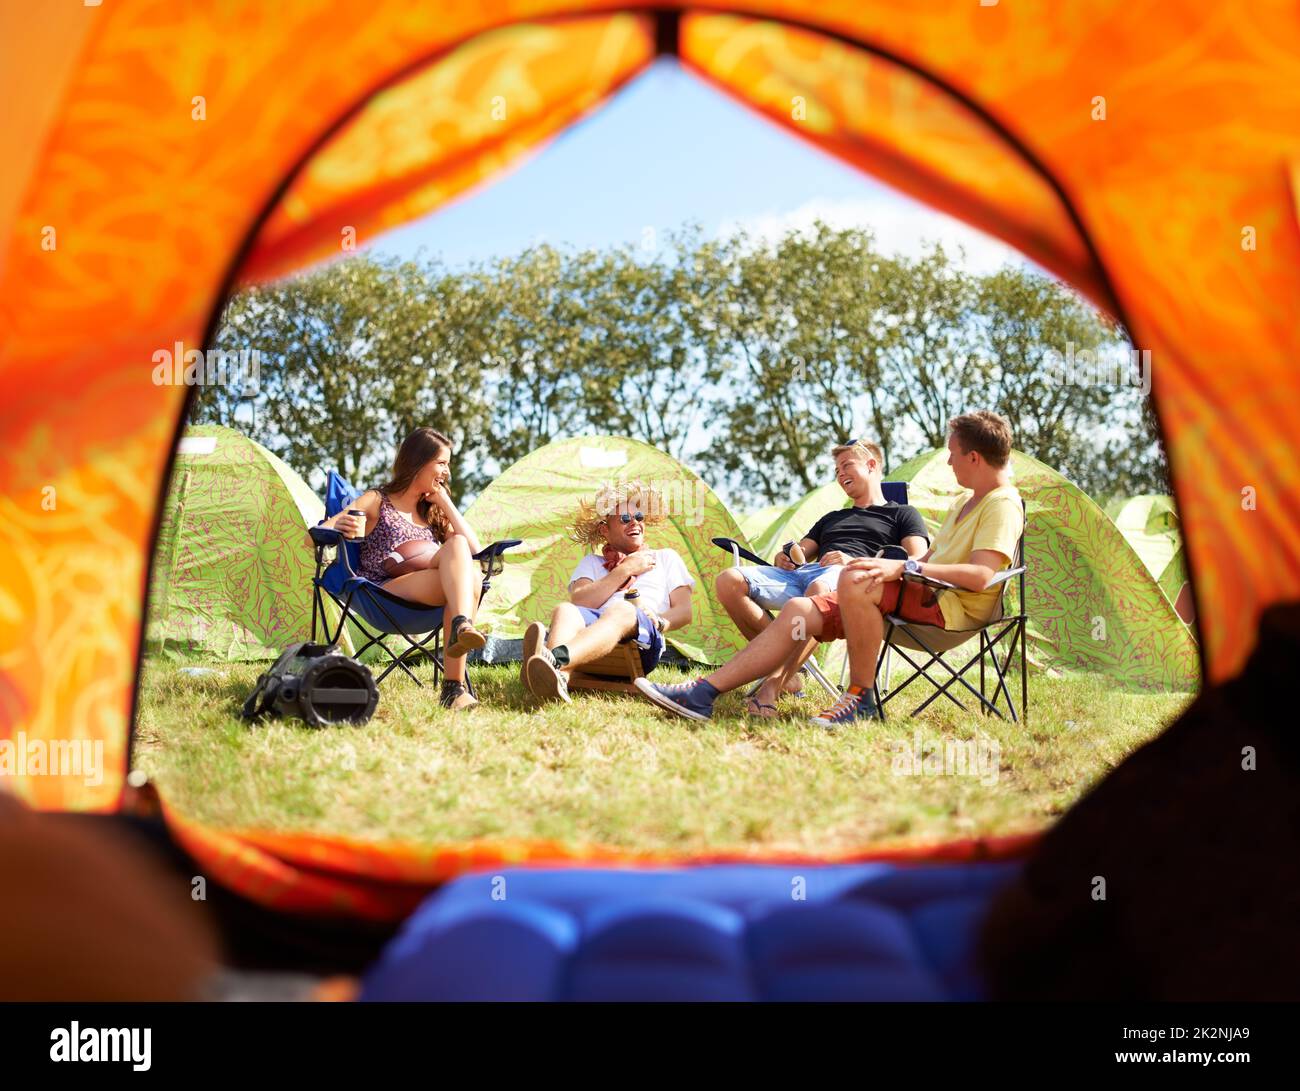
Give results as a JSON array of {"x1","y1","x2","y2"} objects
[{"x1": 522, "y1": 480, "x2": 696, "y2": 704}]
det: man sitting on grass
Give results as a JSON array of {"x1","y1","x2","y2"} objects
[
  {"x1": 523, "y1": 480, "x2": 695, "y2": 704},
  {"x1": 714, "y1": 436, "x2": 928, "y2": 716},
  {"x1": 635, "y1": 410, "x2": 1023, "y2": 728}
]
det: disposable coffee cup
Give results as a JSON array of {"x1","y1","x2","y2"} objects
[{"x1": 346, "y1": 509, "x2": 365, "y2": 539}]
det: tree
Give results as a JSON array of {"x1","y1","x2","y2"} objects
[
  {"x1": 192, "y1": 256, "x2": 493, "y2": 497},
  {"x1": 699, "y1": 223, "x2": 892, "y2": 502}
]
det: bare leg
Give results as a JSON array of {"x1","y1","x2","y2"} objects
[
  {"x1": 546, "y1": 602, "x2": 587, "y2": 651},
  {"x1": 715, "y1": 568, "x2": 769, "y2": 640},
  {"x1": 836, "y1": 572, "x2": 887, "y2": 689},
  {"x1": 765, "y1": 575, "x2": 833, "y2": 696},
  {"x1": 434, "y1": 535, "x2": 480, "y2": 679},
  {"x1": 550, "y1": 601, "x2": 638, "y2": 670},
  {"x1": 704, "y1": 598, "x2": 824, "y2": 694},
  {"x1": 382, "y1": 536, "x2": 478, "y2": 682}
]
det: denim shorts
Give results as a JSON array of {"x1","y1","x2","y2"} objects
[
  {"x1": 740, "y1": 563, "x2": 844, "y2": 610},
  {"x1": 575, "y1": 604, "x2": 666, "y2": 673}
]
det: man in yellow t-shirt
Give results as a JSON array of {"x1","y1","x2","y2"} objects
[{"x1": 803, "y1": 410, "x2": 1024, "y2": 725}]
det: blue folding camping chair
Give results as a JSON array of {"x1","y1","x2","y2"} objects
[
  {"x1": 711, "y1": 481, "x2": 912, "y2": 699},
  {"x1": 309, "y1": 471, "x2": 520, "y2": 688}
]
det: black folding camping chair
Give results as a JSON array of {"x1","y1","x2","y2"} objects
[{"x1": 877, "y1": 500, "x2": 1028, "y2": 722}]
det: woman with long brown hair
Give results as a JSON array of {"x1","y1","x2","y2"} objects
[{"x1": 319, "y1": 427, "x2": 486, "y2": 710}]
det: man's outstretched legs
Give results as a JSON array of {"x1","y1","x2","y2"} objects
[{"x1": 634, "y1": 598, "x2": 823, "y2": 720}]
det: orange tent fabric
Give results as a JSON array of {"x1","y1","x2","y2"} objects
[{"x1": 4, "y1": 1, "x2": 1300, "y2": 911}]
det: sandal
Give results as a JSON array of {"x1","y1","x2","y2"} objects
[
  {"x1": 446, "y1": 614, "x2": 487, "y2": 658},
  {"x1": 744, "y1": 695, "x2": 780, "y2": 720},
  {"x1": 440, "y1": 678, "x2": 478, "y2": 710}
]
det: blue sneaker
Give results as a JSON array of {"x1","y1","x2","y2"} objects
[
  {"x1": 634, "y1": 677, "x2": 718, "y2": 721},
  {"x1": 808, "y1": 686, "x2": 878, "y2": 729}
]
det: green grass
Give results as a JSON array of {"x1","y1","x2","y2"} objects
[{"x1": 134, "y1": 659, "x2": 1194, "y2": 854}]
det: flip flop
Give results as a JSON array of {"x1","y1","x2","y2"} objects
[{"x1": 744, "y1": 695, "x2": 780, "y2": 720}]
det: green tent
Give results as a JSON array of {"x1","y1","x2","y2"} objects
[
  {"x1": 147, "y1": 425, "x2": 339, "y2": 660},
  {"x1": 1106, "y1": 494, "x2": 1189, "y2": 610},
  {"x1": 800, "y1": 449, "x2": 1199, "y2": 691},
  {"x1": 749, "y1": 480, "x2": 854, "y2": 563},
  {"x1": 736, "y1": 504, "x2": 785, "y2": 552},
  {"x1": 465, "y1": 435, "x2": 749, "y2": 665}
]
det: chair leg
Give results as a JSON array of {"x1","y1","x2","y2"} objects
[
  {"x1": 979, "y1": 631, "x2": 986, "y2": 713},
  {"x1": 803, "y1": 659, "x2": 840, "y2": 699},
  {"x1": 1020, "y1": 618, "x2": 1028, "y2": 723}
]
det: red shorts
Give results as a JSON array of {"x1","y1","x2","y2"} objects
[{"x1": 809, "y1": 580, "x2": 946, "y2": 642}]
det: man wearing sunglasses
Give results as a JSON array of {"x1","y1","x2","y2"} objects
[{"x1": 523, "y1": 481, "x2": 695, "y2": 703}]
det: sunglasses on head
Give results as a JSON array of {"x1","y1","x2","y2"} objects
[{"x1": 617, "y1": 512, "x2": 646, "y2": 524}]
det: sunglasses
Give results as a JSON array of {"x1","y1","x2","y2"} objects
[{"x1": 616, "y1": 512, "x2": 646, "y2": 524}]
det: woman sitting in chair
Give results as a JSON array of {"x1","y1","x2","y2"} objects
[{"x1": 320, "y1": 427, "x2": 486, "y2": 710}]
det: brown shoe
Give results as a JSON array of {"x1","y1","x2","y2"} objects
[
  {"x1": 525, "y1": 648, "x2": 571, "y2": 704},
  {"x1": 519, "y1": 621, "x2": 547, "y2": 689},
  {"x1": 446, "y1": 614, "x2": 486, "y2": 658}
]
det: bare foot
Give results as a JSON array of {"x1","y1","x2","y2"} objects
[{"x1": 746, "y1": 680, "x2": 783, "y2": 719}]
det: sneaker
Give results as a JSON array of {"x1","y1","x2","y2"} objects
[
  {"x1": 446, "y1": 615, "x2": 487, "y2": 658},
  {"x1": 439, "y1": 679, "x2": 478, "y2": 710},
  {"x1": 525, "y1": 646, "x2": 571, "y2": 704},
  {"x1": 808, "y1": 686, "x2": 878, "y2": 729},
  {"x1": 519, "y1": 621, "x2": 547, "y2": 689},
  {"x1": 633, "y1": 677, "x2": 717, "y2": 721}
]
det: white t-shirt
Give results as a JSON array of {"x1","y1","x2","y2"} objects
[{"x1": 570, "y1": 548, "x2": 695, "y2": 614}]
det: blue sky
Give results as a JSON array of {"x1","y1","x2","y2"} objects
[{"x1": 369, "y1": 58, "x2": 1024, "y2": 271}]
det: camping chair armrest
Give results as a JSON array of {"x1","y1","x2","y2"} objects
[
  {"x1": 903, "y1": 565, "x2": 1026, "y2": 593},
  {"x1": 308, "y1": 525, "x2": 360, "y2": 578},
  {"x1": 711, "y1": 536, "x2": 768, "y2": 567},
  {"x1": 902, "y1": 572, "x2": 962, "y2": 592},
  {"x1": 474, "y1": 538, "x2": 523, "y2": 579},
  {"x1": 985, "y1": 565, "x2": 1026, "y2": 587},
  {"x1": 309, "y1": 524, "x2": 345, "y2": 547}
]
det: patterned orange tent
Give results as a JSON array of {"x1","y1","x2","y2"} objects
[{"x1": 3, "y1": 1, "x2": 1298, "y2": 919}]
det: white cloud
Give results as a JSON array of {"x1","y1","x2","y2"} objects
[{"x1": 716, "y1": 194, "x2": 1034, "y2": 276}]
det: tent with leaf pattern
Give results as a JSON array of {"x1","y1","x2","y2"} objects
[
  {"x1": 1107, "y1": 495, "x2": 1191, "y2": 622},
  {"x1": 146, "y1": 425, "x2": 340, "y2": 660},
  {"x1": 465, "y1": 435, "x2": 749, "y2": 666},
  {"x1": 792, "y1": 449, "x2": 1199, "y2": 691}
]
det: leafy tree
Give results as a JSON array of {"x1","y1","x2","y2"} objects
[{"x1": 193, "y1": 257, "x2": 492, "y2": 497}]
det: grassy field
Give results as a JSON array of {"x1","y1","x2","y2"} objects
[{"x1": 134, "y1": 656, "x2": 1195, "y2": 855}]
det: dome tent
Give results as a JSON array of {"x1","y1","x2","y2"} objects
[
  {"x1": 1107, "y1": 495, "x2": 1191, "y2": 622},
  {"x1": 736, "y1": 504, "x2": 786, "y2": 553},
  {"x1": 146, "y1": 426, "x2": 344, "y2": 661},
  {"x1": 465, "y1": 434, "x2": 748, "y2": 666},
  {"x1": 802, "y1": 450, "x2": 1198, "y2": 692}
]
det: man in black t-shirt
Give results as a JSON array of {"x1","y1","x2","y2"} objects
[{"x1": 714, "y1": 438, "x2": 929, "y2": 712}]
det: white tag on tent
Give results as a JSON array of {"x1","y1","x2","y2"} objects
[
  {"x1": 578, "y1": 446, "x2": 627, "y2": 469},
  {"x1": 178, "y1": 436, "x2": 218, "y2": 456}
]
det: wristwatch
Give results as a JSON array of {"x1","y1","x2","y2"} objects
[
  {"x1": 903, "y1": 558, "x2": 924, "y2": 577},
  {"x1": 651, "y1": 612, "x2": 668, "y2": 634}
]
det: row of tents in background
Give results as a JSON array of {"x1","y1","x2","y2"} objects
[{"x1": 146, "y1": 426, "x2": 1200, "y2": 693}]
